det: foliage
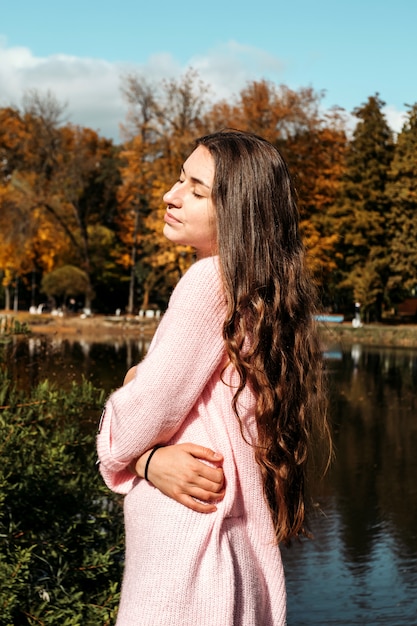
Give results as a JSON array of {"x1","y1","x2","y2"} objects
[
  {"x1": 385, "y1": 104, "x2": 417, "y2": 301},
  {"x1": 41, "y1": 265, "x2": 91, "y2": 307},
  {"x1": 0, "y1": 93, "x2": 122, "y2": 311},
  {"x1": 0, "y1": 372, "x2": 124, "y2": 625},
  {"x1": 330, "y1": 94, "x2": 394, "y2": 320},
  {"x1": 0, "y1": 316, "x2": 31, "y2": 337},
  {"x1": 117, "y1": 69, "x2": 208, "y2": 311},
  {"x1": 1, "y1": 77, "x2": 417, "y2": 318}
]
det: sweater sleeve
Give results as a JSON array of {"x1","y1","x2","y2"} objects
[{"x1": 96, "y1": 256, "x2": 226, "y2": 494}]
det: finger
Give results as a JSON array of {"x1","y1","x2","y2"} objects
[
  {"x1": 184, "y1": 474, "x2": 225, "y2": 494},
  {"x1": 181, "y1": 486, "x2": 225, "y2": 504},
  {"x1": 178, "y1": 494, "x2": 218, "y2": 514},
  {"x1": 180, "y1": 442, "x2": 223, "y2": 463},
  {"x1": 186, "y1": 461, "x2": 224, "y2": 485}
]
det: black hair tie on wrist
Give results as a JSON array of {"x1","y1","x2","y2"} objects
[{"x1": 144, "y1": 445, "x2": 164, "y2": 482}]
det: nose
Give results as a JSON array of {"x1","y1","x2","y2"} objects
[{"x1": 163, "y1": 181, "x2": 182, "y2": 206}]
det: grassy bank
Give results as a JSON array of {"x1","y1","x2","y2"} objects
[
  {"x1": 319, "y1": 322, "x2": 417, "y2": 349},
  {"x1": 1, "y1": 311, "x2": 159, "y2": 342},
  {"x1": 2, "y1": 311, "x2": 417, "y2": 349}
]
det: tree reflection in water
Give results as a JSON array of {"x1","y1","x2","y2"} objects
[{"x1": 282, "y1": 344, "x2": 417, "y2": 625}]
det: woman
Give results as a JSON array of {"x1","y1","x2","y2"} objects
[{"x1": 97, "y1": 130, "x2": 331, "y2": 625}]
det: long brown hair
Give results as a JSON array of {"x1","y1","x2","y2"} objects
[{"x1": 196, "y1": 130, "x2": 332, "y2": 544}]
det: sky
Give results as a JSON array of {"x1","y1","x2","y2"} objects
[{"x1": 1, "y1": 0, "x2": 415, "y2": 142}]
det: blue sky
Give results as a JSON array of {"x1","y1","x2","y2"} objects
[{"x1": 1, "y1": 0, "x2": 415, "y2": 141}]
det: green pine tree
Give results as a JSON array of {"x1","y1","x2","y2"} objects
[
  {"x1": 331, "y1": 94, "x2": 394, "y2": 321},
  {"x1": 385, "y1": 103, "x2": 417, "y2": 304}
]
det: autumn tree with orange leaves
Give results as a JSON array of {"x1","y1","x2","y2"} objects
[
  {"x1": 116, "y1": 70, "x2": 210, "y2": 312},
  {"x1": 115, "y1": 76, "x2": 346, "y2": 313},
  {"x1": 1, "y1": 77, "x2": 349, "y2": 313},
  {"x1": 0, "y1": 92, "x2": 121, "y2": 310},
  {"x1": 201, "y1": 79, "x2": 345, "y2": 280},
  {"x1": 8, "y1": 70, "x2": 414, "y2": 314},
  {"x1": 0, "y1": 102, "x2": 67, "y2": 309}
]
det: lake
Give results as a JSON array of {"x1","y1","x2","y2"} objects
[{"x1": 4, "y1": 335, "x2": 417, "y2": 625}]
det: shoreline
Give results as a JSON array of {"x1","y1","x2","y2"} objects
[
  {"x1": 318, "y1": 321, "x2": 417, "y2": 350},
  {"x1": 3, "y1": 312, "x2": 417, "y2": 349},
  {"x1": 2, "y1": 311, "x2": 160, "y2": 342}
]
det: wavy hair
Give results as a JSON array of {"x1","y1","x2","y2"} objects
[{"x1": 196, "y1": 130, "x2": 332, "y2": 544}]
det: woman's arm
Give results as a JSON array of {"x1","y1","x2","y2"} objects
[
  {"x1": 97, "y1": 257, "x2": 226, "y2": 495},
  {"x1": 133, "y1": 443, "x2": 226, "y2": 513},
  {"x1": 124, "y1": 367, "x2": 225, "y2": 512}
]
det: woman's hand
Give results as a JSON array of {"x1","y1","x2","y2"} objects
[{"x1": 133, "y1": 443, "x2": 225, "y2": 513}]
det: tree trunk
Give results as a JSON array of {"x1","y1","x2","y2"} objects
[
  {"x1": 4, "y1": 286, "x2": 11, "y2": 311},
  {"x1": 13, "y1": 279, "x2": 19, "y2": 312},
  {"x1": 127, "y1": 202, "x2": 141, "y2": 315},
  {"x1": 141, "y1": 288, "x2": 150, "y2": 311}
]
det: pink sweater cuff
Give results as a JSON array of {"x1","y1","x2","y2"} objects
[{"x1": 97, "y1": 401, "x2": 137, "y2": 494}]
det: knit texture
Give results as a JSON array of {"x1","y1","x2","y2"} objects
[{"x1": 97, "y1": 256, "x2": 287, "y2": 625}]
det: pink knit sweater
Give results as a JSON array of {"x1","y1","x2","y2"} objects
[{"x1": 97, "y1": 256, "x2": 287, "y2": 626}]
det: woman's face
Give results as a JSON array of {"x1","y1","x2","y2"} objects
[{"x1": 163, "y1": 145, "x2": 217, "y2": 259}]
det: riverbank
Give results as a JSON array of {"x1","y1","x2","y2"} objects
[
  {"x1": 1, "y1": 311, "x2": 160, "y2": 342},
  {"x1": 319, "y1": 321, "x2": 417, "y2": 349},
  {"x1": 2, "y1": 312, "x2": 417, "y2": 349}
]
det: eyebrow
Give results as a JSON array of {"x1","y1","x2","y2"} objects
[{"x1": 181, "y1": 166, "x2": 211, "y2": 190}]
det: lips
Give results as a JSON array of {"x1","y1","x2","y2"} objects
[{"x1": 164, "y1": 211, "x2": 182, "y2": 224}]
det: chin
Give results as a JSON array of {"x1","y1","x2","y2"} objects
[{"x1": 163, "y1": 224, "x2": 177, "y2": 242}]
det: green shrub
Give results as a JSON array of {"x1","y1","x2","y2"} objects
[
  {"x1": 0, "y1": 316, "x2": 30, "y2": 337},
  {"x1": 0, "y1": 371, "x2": 124, "y2": 625}
]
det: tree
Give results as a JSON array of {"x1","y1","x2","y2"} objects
[
  {"x1": 331, "y1": 94, "x2": 394, "y2": 320},
  {"x1": 286, "y1": 108, "x2": 348, "y2": 290},
  {"x1": 0, "y1": 107, "x2": 28, "y2": 183},
  {"x1": 118, "y1": 78, "x2": 161, "y2": 313},
  {"x1": 117, "y1": 70, "x2": 209, "y2": 312},
  {"x1": 204, "y1": 80, "x2": 324, "y2": 144},
  {"x1": 0, "y1": 185, "x2": 36, "y2": 309},
  {"x1": 0, "y1": 107, "x2": 40, "y2": 309},
  {"x1": 203, "y1": 81, "x2": 347, "y2": 288},
  {"x1": 0, "y1": 168, "x2": 71, "y2": 310},
  {"x1": 41, "y1": 265, "x2": 91, "y2": 309},
  {"x1": 385, "y1": 103, "x2": 417, "y2": 303},
  {"x1": 0, "y1": 94, "x2": 77, "y2": 310},
  {"x1": 0, "y1": 92, "x2": 121, "y2": 310},
  {"x1": 53, "y1": 125, "x2": 121, "y2": 308}
]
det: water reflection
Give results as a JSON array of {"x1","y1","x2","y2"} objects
[
  {"x1": 4, "y1": 335, "x2": 150, "y2": 393},
  {"x1": 282, "y1": 343, "x2": 417, "y2": 625},
  {"x1": 3, "y1": 337, "x2": 417, "y2": 624}
]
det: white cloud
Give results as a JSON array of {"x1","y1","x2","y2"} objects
[
  {"x1": 0, "y1": 39, "x2": 288, "y2": 141},
  {"x1": 383, "y1": 105, "x2": 407, "y2": 134},
  {"x1": 0, "y1": 40, "x2": 128, "y2": 140},
  {"x1": 0, "y1": 39, "x2": 407, "y2": 142},
  {"x1": 190, "y1": 41, "x2": 286, "y2": 100}
]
